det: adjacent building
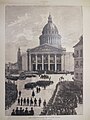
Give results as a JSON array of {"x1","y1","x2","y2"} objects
[
  {"x1": 73, "y1": 35, "x2": 83, "y2": 82},
  {"x1": 5, "y1": 62, "x2": 18, "y2": 75}
]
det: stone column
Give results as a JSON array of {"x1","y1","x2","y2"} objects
[
  {"x1": 42, "y1": 54, "x2": 44, "y2": 70},
  {"x1": 29, "y1": 54, "x2": 31, "y2": 71},
  {"x1": 55, "y1": 54, "x2": 57, "y2": 71},
  {"x1": 35, "y1": 54, "x2": 37, "y2": 70},
  {"x1": 48, "y1": 54, "x2": 50, "y2": 71}
]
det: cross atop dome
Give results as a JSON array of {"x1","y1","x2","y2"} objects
[{"x1": 48, "y1": 14, "x2": 52, "y2": 23}]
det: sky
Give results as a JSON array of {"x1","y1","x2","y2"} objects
[{"x1": 5, "y1": 6, "x2": 83, "y2": 63}]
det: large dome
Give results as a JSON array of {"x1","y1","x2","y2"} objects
[
  {"x1": 39, "y1": 14, "x2": 61, "y2": 48},
  {"x1": 42, "y1": 15, "x2": 58, "y2": 34}
]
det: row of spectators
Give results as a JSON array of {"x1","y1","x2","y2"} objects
[
  {"x1": 17, "y1": 97, "x2": 46, "y2": 107},
  {"x1": 41, "y1": 81, "x2": 83, "y2": 115},
  {"x1": 5, "y1": 81, "x2": 18, "y2": 110},
  {"x1": 11, "y1": 107, "x2": 34, "y2": 116}
]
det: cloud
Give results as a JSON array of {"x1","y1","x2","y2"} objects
[
  {"x1": 8, "y1": 13, "x2": 31, "y2": 27},
  {"x1": 5, "y1": 6, "x2": 83, "y2": 63},
  {"x1": 23, "y1": 29, "x2": 33, "y2": 40},
  {"x1": 15, "y1": 35, "x2": 30, "y2": 47}
]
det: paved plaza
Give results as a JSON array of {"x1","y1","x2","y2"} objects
[{"x1": 5, "y1": 74, "x2": 83, "y2": 116}]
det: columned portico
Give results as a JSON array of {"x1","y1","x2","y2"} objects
[
  {"x1": 28, "y1": 53, "x2": 63, "y2": 72},
  {"x1": 27, "y1": 44, "x2": 65, "y2": 72}
]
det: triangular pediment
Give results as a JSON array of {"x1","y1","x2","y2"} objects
[{"x1": 27, "y1": 43, "x2": 64, "y2": 54}]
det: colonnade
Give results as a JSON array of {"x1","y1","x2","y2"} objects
[{"x1": 27, "y1": 53, "x2": 63, "y2": 72}]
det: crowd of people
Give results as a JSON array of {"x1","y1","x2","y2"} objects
[
  {"x1": 10, "y1": 87, "x2": 47, "y2": 115},
  {"x1": 5, "y1": 81, "x2": 18, "y2": 110},
  {"x1": 17, "y1": 87, "x2": 43, "y2": 107},
  {"x1": 11, "y1": 107, "x2": 34, "y2": 116},
  {"x1": 41, "y1": 80, "x2": 83, "y2": 115},
  {"x1": 17, "y1": 97, "x2": 45, "y2": 107},
  {"x1": 15, "y1": 88, "x2": 47, "y2": 113},
  {"x1": 7, "y1": 74, "x2": 83, "y2": 116}
]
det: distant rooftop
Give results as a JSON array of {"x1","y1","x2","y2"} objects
[{"x1": 73, "y1": 35, "x2": 83, "y2": 47}]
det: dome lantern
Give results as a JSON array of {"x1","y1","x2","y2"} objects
[{"x1": 48, "y1": 14, "x2": 52, "y2": 23}]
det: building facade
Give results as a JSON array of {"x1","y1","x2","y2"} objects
[
  {"x1": 27, "y1": 15, "x2": 66, "y2": 72},
  {"x1": 73, "y1": 35, "x2": 83, "y2": 82},
  {"x1": 27, "y1": 44, "x2": 66, "y2": 72},
  {"x1": 20, "y1": 14, "x2": 74, "y2": 73}
]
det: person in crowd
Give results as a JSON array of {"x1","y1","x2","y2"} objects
[
  {"x1": 44, "y1": 85, "x2": 46, "y2": 90},
  {"x1": 61, "y1": 76, "x2": 64, "y2": 81},
  {"x1": 34, "y1": 98, "x2": 37, "y2": 106},
  {"x1": 19, "y1": 91, "x2": 21, "y2": 97},
  {"x1": 49, "y1": 76, "x2": 51, "y2": 81},
  {"x1": 43, "y1": 100, "x2": 46, "y2": 107},
  {"x1": 38, "y1": 98, "x2": 41, "y2": 107},
  {"x1": 15, "y1": 107, "x2": 19, "y2": 115},
  {"x1": 22, "y1": 109, "x2": 24, "y2": 115},
  {"x1": 30, "y1": 98, "x2": 33, "y2": 106},
  {"x1": 59, "y1": 78, "x2": 60, "y2": 81},
  {"x1": 17, "y1": 97, "x2": 20, "y2": 105},
  {"x1": 24, "y1": 107, "x2": 28, "y2": 115},
  {"x1": 78, "y1": 94, "x2": 83, "y2": 104},
  {"x1": 27, "y1": 97, "x2": 29, "y2": 106},
  {"x1": 32, "y1": 90, "x2": 35, "y2": 97},
  {"x1": 38, "y1": 87, "x2": 41, "y2": 92},
  {"x1": 23, "y1": 98, "x2": 26, "y2": 105},
  {"x1": 36, "y1": 87, "x2": 39, "y2": 93},
  {"x1": 11, "y1": 109, "x2": 15, "y2": 115},
  {"x1": 29, "y1": 107, "x2": 34, "y2": 115},
  {"x1": 19, "y1": 107, "x2": 24, "y2": 115},
  {"x1": 20, "y1": 97, "x2": 23, "y2": 106}
]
